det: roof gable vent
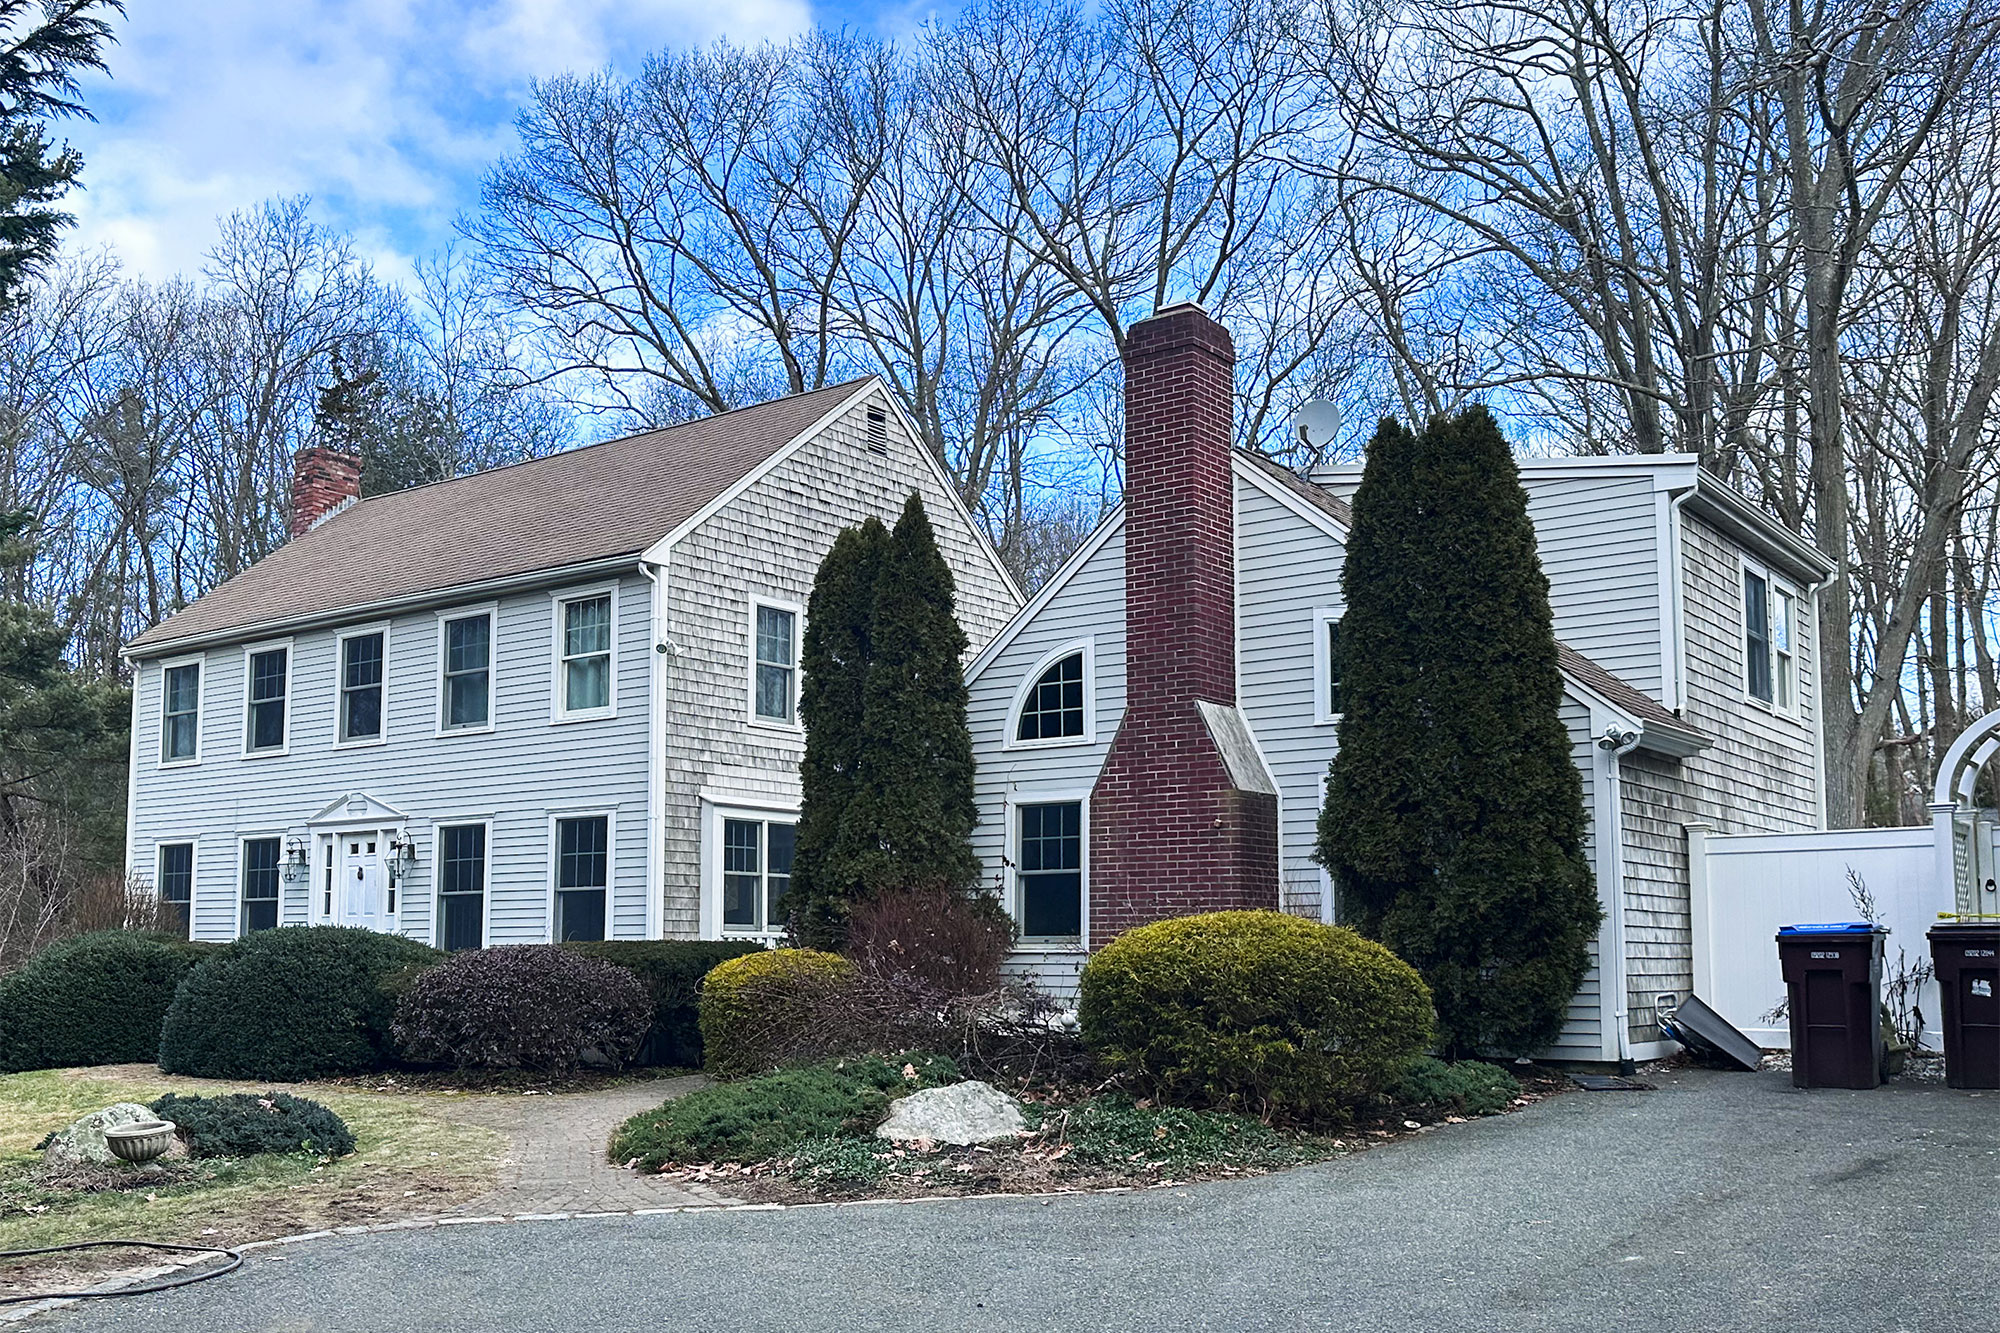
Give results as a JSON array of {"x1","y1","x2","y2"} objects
[{"x1": 866, "y1": 406, "x2": 889, "y2": 456}]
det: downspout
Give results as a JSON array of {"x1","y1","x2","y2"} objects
[
  {"x1": 1604, "y1": 728, "x2": 1645, "y2": 1074},
  {"x1": 640, "y1": 559, "x2": 671, "y2": 940}
]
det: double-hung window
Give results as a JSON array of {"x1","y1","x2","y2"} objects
[
  {"x1": 1744, "y1": 565, "x2": 1799, "y2": 713},
  {"x1": 437, "y1": 824, "x2": 487, "y2": 951},
  {"x1": 720, "y1": 816, "x2": 795, "y2": 932},
  {"x1": 1744, "y1": 570, "x2": 1772, "y2": 703},
  {"x1": 1771, "y1": 587, "x2": 1797, "y2": 712},
  {"x1": 245, "y1": 646, "x2": 289, "y2": 753},
  {"x1": 441, "y1": 612, "x2": 492, "y2": 731},
  {"x1": 1312, "y1": 612, "x2": 1344, "y2": 723},
  {"x1": 1018, "y1": 802, "x2": 1082, "y2": 940},
  {"x1": 340, "y1": 630, "x2": 386, "y2": 742},
  {"x1": 158, "y1": 843, "x2": 193, "y2": 939},
  {"x1": 752, "y1": 604, "x2": 797, "y2": 724},
  {"x1": 161, "y1": 661, "x2": 200, "y2": 763},
  {"x1": 241, "y1": 837, "x2": 280, "y2": 934},
  {"x1": 555, "y1": 815, "x2": 608, "y2": 941},
  {"x1": 558, "y1": 593, "x2": 613, "y2": 718}
]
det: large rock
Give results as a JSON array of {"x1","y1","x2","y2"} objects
[
  {"x1": 41, "y1": 1103, "x2": 158, "y2": 1167},
  {"x1": 875, "y1": 1081, "x2": 1026, "y2": 1146}
]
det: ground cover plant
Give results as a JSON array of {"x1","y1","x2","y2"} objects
[
  {"x1": 158, "y1": 926, "x2": 441, "y2": 1081},
  {"x1": 1387, "y1": 1058, "x2": 1522, "y2": 1118},
  {"x1": 148, "y1": 1092, "x2": 356, "y2": 1159},
  {"x1": 0, "y1": 931, "x2": 210, "y2": 1072}
]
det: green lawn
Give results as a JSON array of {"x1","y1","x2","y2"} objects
[{"x1": 0, "y1": 1066, "x2": 505, "y2": 1266}]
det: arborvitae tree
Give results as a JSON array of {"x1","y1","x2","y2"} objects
[
  {"x1": 788, "y1": 516, "x2": 889, "y2": 946},
  {"x1": 1317, "y1": 407, "x2": 1599, "y2": 1057},
  {"x1": 834, "y1": 493, "x2": 980, "y2": 905}
]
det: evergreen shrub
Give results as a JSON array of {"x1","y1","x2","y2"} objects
[
  {"x1": 697, "y1": 948, "x2": 857, "y2": 1077},
  {"x1": 1077, "y1": 910, "x2": 1433, "y2": 1120},
  {"x1": 157, "y1": 927, "x2": 440, "y2": 1081},
  {"x1": 393, "y1": 945, "x2": 652, "y2": 1073},
  {"x1": 0, "y1": 931, "x2": 211, "y2": 1072},
  {"x1": 1387, "y1": 1057, "x2": 1521, "y2": 1117},
  {"x1": 562, "y1": 939, "x2": 766, "y2": 1067},
  {"x1": 150, "y1": 1091, "x2": 356, "y2": 1159}
]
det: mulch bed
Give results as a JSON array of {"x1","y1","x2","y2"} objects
[{"x1": 639, "y1": 1065, "x2": 1572, "y2": 1205}]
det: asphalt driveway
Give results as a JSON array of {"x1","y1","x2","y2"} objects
[{"x1": 40, "y1": 1066, "x2": 1992, "y2": 1332}]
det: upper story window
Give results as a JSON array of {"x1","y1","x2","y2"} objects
[
  {"x1": 339, "y1": 630, "x2": 386, "y2": 743},
  {"x1": 161, "y1": 660, "x2": 201, "y2": 764},
  {"x1": 244, "y1": 645, "x2": 289, "y2": 754},
  {"x1": 440, "y1": 611, "x2": 493, "y2": 731},
  {"x1": 1744, "y1": 564, "x2": 1799, "y2": 714},
  {"x1": 157, "y1": 842, "x2": 193, "y2": 939},
  {"x1": 1014, "y1": 649, "x2": 1087, "y2": 744},
  {"x1": 1313, "y1": 610, "x2": 1344, "y2": 723},
  {"x1": 752, "y1": 603, "x2": 798, "y2": 724},
  {"x1": 557, "y1": 591, "x2": 614, "y2": 719}
]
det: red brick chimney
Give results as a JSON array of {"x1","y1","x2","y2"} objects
[
  {"x1": 1088, "y1": 303, "x2": 1279, "y2": 942},
  {"x1": 290, "y1": 446, "x2": 361, "y2": 538}
]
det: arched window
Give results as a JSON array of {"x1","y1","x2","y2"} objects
[{"x1": 1016, "y1": 652, "x2": 1086, "y2": 741}]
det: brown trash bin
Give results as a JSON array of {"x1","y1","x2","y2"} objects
[
  {"x1": 1776, "y1": 924, "x2": 1886, "y2": 1089},
  {"x1": 1928, "y1": 922, "x2": 2000, "y2": 1090}
]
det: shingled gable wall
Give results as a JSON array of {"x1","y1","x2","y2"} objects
[{"x1": 1087, "y1": 303, "x2": 1279, "y2": 938}]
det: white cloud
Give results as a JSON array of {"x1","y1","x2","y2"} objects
[{"x1": 59, "y1": 0, "x2": 812, "y2": 281}]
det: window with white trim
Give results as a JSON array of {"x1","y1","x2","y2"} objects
[
  {"x1": 1312, "y1": 610, "x2": 1345, "y2": 723},
  {"x1": 1744, "y1": 564, "x2": 1800, "y2": 713},
  {"x1": 437, "y1": 824, "x2": 486, "y2": 952},
  {"x1": 753, "y1": 604, "x2": 797, "y2": 723},
  {"x1": 340, "y1": 631, "x2": 385, "y2": 741},
  {"x1": 1018, "y1": 802, "x2": 1082, "y2": 940},
  {"x1": 1772, "y1": 587, "x2": 1797, "y2": 712},
  {"x1": 158, "y1": 843, "x2": 193, "y2": 939},
  {"x1": 241, "y1": 837, "x2": 280, "y2": 934},
  {"x1": 245, "y1": 647, "x2": 288, "y2": 752},
  {"x1": 555, "y1": 815, "x2": 608, "y2": 941},
  {"x1": 721, "y1": 816, "x2": 795, "y2": 932},
  {"x1": 162, "y1": 661, "x2": 200, "y2": 763},
  {"x1": 441, "y1": 612, "x2": 492, "y2": 730},
  {"x1": 1744, "y1": 569, "x2": 1772, "y2": 703},
  {"x1": 558, "y1": 593, "x2": 613, "y2": 716},
  {"x1": 1016, "y1": 653, "x2": 1085, "y2": 742}
]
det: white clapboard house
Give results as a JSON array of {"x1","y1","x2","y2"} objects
[
  {"x1": 123, "y1": 381, "x2": 1021, "y2": 953},
  {"x1": 964, "y1": 303, "x2": 1833, "y2": 1066}
]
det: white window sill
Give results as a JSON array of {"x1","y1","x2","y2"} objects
[
  {"x1": 240, "y1": 747, "x2": 290, "y2": 760},
  {"x1": 159, "y1": 757, "x2": 201, "y2": 770},
  {"x1": 1016, "y1": 939, "x2": 1087, "y2": 953},
  {"x1": 333, "y1": 736, "x2": 388, "y2": 750},
  {"x1": 435, "y1": 722, "x2": 496, "y2": 738},
  {"x1": 1001, "y1": 735, "x2": 1095, "y2": 753},
  {"x1": 747, "y1": 717, "x2": 805, "y2": 738},
  {"x1": 552, "y1": 708, "x2": 617, "y2": 726}
]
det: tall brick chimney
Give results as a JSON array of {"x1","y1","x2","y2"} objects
[
  {"x1": 1088, "y1": 303, "x2": 1279, "y2": 942},
  {"x1": 290, "y1": 446, "x2": 361, "y2": 538}
]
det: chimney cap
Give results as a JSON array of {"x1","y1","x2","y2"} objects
[{"x1": 1139, "y1": 300, "x2": 1211, "y2": 324}]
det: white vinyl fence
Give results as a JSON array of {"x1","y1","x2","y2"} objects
[{"x1": 1689, "y1": 823, "x2": 1946, "y2": 1050}]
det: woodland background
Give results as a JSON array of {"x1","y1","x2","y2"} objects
[{"x1": 7, "y1": 0, "x2": 2000, "y2": 954}]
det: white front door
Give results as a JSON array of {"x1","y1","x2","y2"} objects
[{"x1": 337, "y1": 833, "x2": 390, "y2": 931}]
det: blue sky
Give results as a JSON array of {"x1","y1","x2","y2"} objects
[{"x1": 62, "y1": 1, "x2": 939, "y2": 284}]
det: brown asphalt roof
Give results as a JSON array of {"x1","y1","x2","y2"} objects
[
  {"x1": 1235, "y1": 448, "x2": 1355, "y2": 528},
  {"x1": 128, "y1": 378, "x2": 871, "y2": 655}
]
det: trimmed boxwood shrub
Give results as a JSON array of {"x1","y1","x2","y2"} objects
[
  {"x1": 393, "y1": 945, "x2": 651, "y2": 1074},
  {"x1": 158, "y1": 926, "x2": 441, "y2": 1081},
  {"x1": 698, "y1": 948, "x2": 855, "y2": 1077},
  {"x1": 1078, "y1": 910, "x2": 1434, "y2": 1121},
  {"x1": 1387, "y1": 1057, "x2": 1521, "y2": 1117},
  {"x1": 149, "y1": 1091, "x2": 356, "y2": 1158},
  {"x1": 610, "y1": 1052, "x2": 961, "y2": 1169},
  {"x1": 0, "y1": 931, "x2": 211, "y2": 1072},
  {"x1": 562, "y1": 940, "x2": 766, "y2": 1067}
]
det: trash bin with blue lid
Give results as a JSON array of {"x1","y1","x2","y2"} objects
[
  {"x1": 1928, "y1": 922, "x2": 2000, "y2": 1089},
  {"x1": 1776, "y1": 923, "x2": 1887, "y2": 1089}
]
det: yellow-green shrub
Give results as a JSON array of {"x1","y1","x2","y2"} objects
[
  {"x1": 1078, "y1": 910, "x2": 1433, "y2": 1121},
  {"x1": 697, "y1": 948, "x2": 856, "y2": 1077}
]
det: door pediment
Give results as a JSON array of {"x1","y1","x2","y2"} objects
[{"x1": 308, "y1": 791, "x2": 410, "y2": 826}]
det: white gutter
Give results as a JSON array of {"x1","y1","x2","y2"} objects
[{"x1": 123, "y1": 553, "x2": 645, "y2": 662}]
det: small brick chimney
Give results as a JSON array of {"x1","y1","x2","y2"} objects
[
  {"x1": 290, "y1": 445, "x2": 361, "y2": 538},
  {"x1": 1088, "y1": 303, "x2": 1279, "y2": 941}
]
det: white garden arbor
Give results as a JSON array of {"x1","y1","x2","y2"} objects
[{"x1": 1932, "y1": 710, "x2": 2000, "y2": 916}]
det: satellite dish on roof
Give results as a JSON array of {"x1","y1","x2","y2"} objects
[{"x1": 1292, "y1": 400, "x2": 1341, "y2": 452}]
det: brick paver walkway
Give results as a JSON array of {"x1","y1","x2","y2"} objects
[{"x1": 449, "y1": 1076, "x2": 741, "y2": 1216}]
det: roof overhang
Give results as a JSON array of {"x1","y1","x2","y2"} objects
[
  {"x1": 1682, "y1": 476, "x2": 1835, "y2": 588},
  {"x1": 1559, "y1": 669, "x2": 1712, "y2": 758}
]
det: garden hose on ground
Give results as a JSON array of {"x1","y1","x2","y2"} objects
[{"x1": 0, "y1": 1239, "x2": 242, "y2": 1305}]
